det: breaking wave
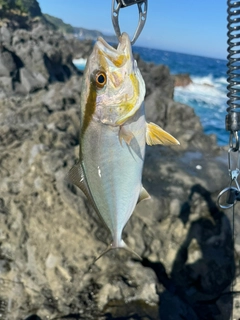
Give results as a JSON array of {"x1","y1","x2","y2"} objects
[
  {"x1": 174, "y1": 74, "x2": 228, "y2": 145},
  {"x1": 72, "y1": 58, "x2": 87, "y2": 71},
  {"x1": 174, "y1": 74, "x2": 227, "y2": 107}
]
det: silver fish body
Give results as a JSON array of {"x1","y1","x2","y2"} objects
[
  {"x1": 81, "y1": 102, "x2": 146, "y2": 248},
  {"x1": 69, "y1": 33, "x2": 179, "y2": 259}
]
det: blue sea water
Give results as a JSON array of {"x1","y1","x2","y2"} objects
[
  {"x1": 132, "y1": 46, "x2": 228, "y2": 146},
  {"x1": 73, "y1": 46, "x2": 228, "y2": 146}
]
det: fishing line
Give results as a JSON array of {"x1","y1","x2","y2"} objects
[{"x1": 232, "y1": 203, "x2": 235, "y2": 320}]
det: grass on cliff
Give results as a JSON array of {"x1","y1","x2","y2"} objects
[
  {"x1": 43, "y1": 13, "x2": 74, "y2": 33},
  {"x1": 0, "y1": 0, "x2": 41, "y2": 17}
]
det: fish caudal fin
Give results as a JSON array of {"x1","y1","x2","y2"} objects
[
  {"x1": 95, "y1": 240, "x2": 142, "y2": 262},
  {"x1": 146, "y1": 122, "x2": 180, "y2": 146}
]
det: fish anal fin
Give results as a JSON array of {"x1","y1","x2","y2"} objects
[
  {"x1": 95, "y1": 240, "x2": 142, "y2": 262},
  {"x1": 119, "y1": 126, "x2": 134, "y2": 146},
  {"x1": 68, "y1": 162, "x2": 86, "y2": 191},
  {"x1": 146, "y1": 122, "x2": 180, "y2": 146},
  {"x1": 67, "y1": 162, "x2": 94, "y2": 206},
  {"x1": 68, "y1": 163, "x2": 111, "y2": 233},
  {"x1": 138, "y1": 186, "x2": 151, "y2": 204}
]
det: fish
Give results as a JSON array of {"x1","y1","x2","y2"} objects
[{"x1": 68, "y1": 32, "x2": 179, "y2": 260}]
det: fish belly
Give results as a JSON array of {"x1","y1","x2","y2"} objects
[{"x1": 81, "y1": 106, "x2": 146, "y2": 244}]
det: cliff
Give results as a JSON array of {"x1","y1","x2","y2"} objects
[
  {"x1": 43, "y1": 13, "x2": 74, "y2": 34},
  {"x1": 43, "y1": 12, "x2": 118, "y2": 42},
  {"x1": 0, "y1": 0, "x2": 41, "y2": 17}
]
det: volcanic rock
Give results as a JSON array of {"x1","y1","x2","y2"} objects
[
  {"x1": 0, "y1": 22, "x2": 80, "y2": 96},
  {"x1": 0, "y1": 46, "x2": 17, "y2": 76},
  {"x1": 70, "y1": 38, "x2": 93, "y2": 59},
  {"x1": 0, "y1": 18, "x2": 237, "y2": 320},
  {"x1": 173, "y1": 73, "x2": 193, "y2": 87}
]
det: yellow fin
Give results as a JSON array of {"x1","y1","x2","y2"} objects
[{"x1": 146, "y1": 122, "x2": 180, "y2": 146}]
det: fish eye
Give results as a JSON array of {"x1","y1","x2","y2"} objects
[{"x1": 96, "y1": 71, "x2": 107, "y2": 88}]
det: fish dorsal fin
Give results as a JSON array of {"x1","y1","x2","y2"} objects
[
  {"x1": 146, "y1": 122, "x2": 180, "y2": 146},
  {"x1": 68, "y1": 162, "x2": 94, "y2": 205},
  {"x1": 119, "y1": 126, "x2": 134, "y2": 146},
  {"x1": 138, "y1": 186, "x2": 151, "y2": 204}
]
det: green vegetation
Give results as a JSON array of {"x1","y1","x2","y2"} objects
[
  {"x1": 0, "y1": 0, "x2": 26, "y2": 13},
  {"x1": 0, "y1": 0, "x2": 41, "y2": 17},
  {"x1": 43, "y1": 13, "x2": 74, "y2": 33}
]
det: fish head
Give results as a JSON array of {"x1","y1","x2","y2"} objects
[{"x1": 81, "y1": 32, "x2": 145, "y2": 130}]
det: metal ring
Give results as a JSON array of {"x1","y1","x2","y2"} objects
[
  {"x1": 111, "y1": 0, "x2": 147, "y2": 45},
  {"x1": 217, "y1": 186, "x2": 238, "y2": 209},
  {"x1": 229, "y1": 131, "x2": 239, "y2": 152}
]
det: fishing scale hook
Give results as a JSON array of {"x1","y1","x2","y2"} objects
[
  {"x1": 217, "y1": 0, "x2": 240, "y2": 209},
  {"x1": 111, "y1": 0, "x2": 147, "y2": 45},
  {"x1": 217, "y1": 146, "x2": 240, "y2": 209}
]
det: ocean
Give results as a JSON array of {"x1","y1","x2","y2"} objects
[{"x1": 73, "y1": 46, "x2": 228, "y2": 146}]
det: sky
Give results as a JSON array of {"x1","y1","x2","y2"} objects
[{"x1": 37, "y1": 0, "x2": 228, "y2": 60}]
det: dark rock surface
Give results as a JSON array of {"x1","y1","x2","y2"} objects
[
  {"x1": 70, "y1": 37, "x2": 94, "y2": 59},
  {"x1": 0, "y1": 21, "x2": 238, "y2": 320},
  {"x1": 0, "y1": 22, "x2": 82, "y2": 97}
]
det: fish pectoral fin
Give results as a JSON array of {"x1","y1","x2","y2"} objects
[
  {"x1": 146, "y1": 122, "x2": 180, "y2": 146},
  {"x1": 119, "y1": 126, "x2": 134, "y2": 146},
  {"x1": 138, "y1": 186, "x2": 151, "y2": 204}
]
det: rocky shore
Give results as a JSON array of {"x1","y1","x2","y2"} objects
[{"x1": 0, "y1": 16, "x2": 239, "y2": 320}]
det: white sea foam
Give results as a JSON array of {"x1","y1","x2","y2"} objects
[
  {"x1": 191, "y1": 74, "x2": 228, "y2": 88},
  {"x1": 174, "y1": 74, "x2": 227, "y2": 107},
  {"x1": 215, "y1": 76, "x2": 228, "y2": 85},
  {"x1": 72, "y1": 58, "x2": 87, "y2": 69},
  {"x1": 191, "y1": 74, "x2": 215, "y2": 86}
]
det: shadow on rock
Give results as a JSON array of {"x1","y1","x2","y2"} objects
[{"x1": 142, "y1": 184, "x2": 235, "y2": 320}]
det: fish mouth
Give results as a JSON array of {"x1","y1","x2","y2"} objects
[
  {"x1": 97, "y1": 36, "x2": 118, "y2": 54},
  {"x1": 93, "y1": 33, "x2": 143, "y2": 126},
  {"x1": 95, "y1": 32, "x2": 132, "y2": 68},
  {"x1": 117, "y1": 32, "x2": 132, "y2": 55}
]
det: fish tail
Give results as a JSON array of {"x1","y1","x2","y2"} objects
[
  {"x1": 120, "y1": 240, "x2": 142, "y2": 261},
  {"x1": 95, "y1": 240, "x2": 142, "y2": 262},
  {"x1": 94, "y1": 243, "x2": 114, "y2": 262}
]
